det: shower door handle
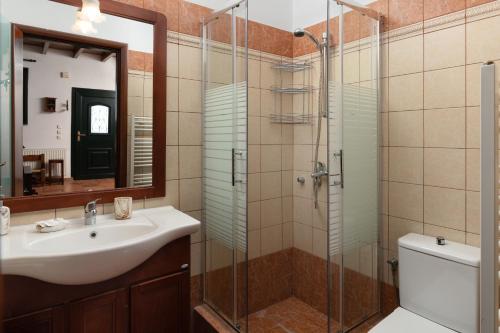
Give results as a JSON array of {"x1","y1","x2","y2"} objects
[
  {"x1": 333, "y1": 150, "x2": 344, "y2": 188},
  {"x1": 231, "y1": 149, "x2": 243, "y2": 186}
]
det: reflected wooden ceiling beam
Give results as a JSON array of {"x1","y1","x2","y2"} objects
[
  {"x1": 42, "y1": 41, "x2": 50, "y2": 55},
  {"x1": 101, "y1": 52, "x2": 113, "y2": 62},
  {"x1": 73, "y1": 47, "x2": 84, "y2": 58}
]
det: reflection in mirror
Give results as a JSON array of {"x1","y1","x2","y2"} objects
[{"x1": 0, "y1": 0, "x2": 154, "y2": 198}]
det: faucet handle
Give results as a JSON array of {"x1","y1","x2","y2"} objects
[{"x1": 85, "y1": 198, "x2": 101, "y2": 213}]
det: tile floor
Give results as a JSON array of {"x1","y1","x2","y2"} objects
[{"x1": 247, "y1": 297, "x2": 382, "y2": 333}]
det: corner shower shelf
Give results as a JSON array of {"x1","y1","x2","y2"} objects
[
  {"x1": 271, "y1": 86, "x2": 312, "y2": 94},
  {"x1": 270, "y1": 113, "x2": 312, "y2": 124},
  {"x1": 272, "y1": 61, "x2": 311, "y2": 72}
]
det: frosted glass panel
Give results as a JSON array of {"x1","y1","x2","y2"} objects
[{"x1": 90, "y1": 105, "x2": 109, "y2": 134}]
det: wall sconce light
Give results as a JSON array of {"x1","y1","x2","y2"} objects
[
  {"x1": 72, "y1": 0, "x2": 105, "y2": 35},
  {"x1": 80, "y1": 0, "x2": 105, "y2": 23},
  {"x1": 72, "y1": 11, "x2": 97, "y2": 35}
]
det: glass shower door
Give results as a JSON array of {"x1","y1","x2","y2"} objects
[
  {"x1": 201, "y1": 1, "x2": 248, "y2": 331},
  {"x1": 327, "y1": 1, "x2": 381, "y2": 331}
]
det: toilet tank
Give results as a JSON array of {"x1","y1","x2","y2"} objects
[{"x1": 398, "y1": 233, "x2": 480, "y2": 333}]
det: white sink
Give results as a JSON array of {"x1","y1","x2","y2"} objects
[{"x1": 1, "y1": 206, "x2": 200, "y2": 285}]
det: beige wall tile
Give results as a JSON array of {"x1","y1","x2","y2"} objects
[
  {"x1": 103, "y1": 200, "x2": 144, "y2": 214},
  {"x1": 389, "y1": 147, "x2": 423, "y2": 184},
  {"x1": 360, "y1": 47, "x2": 375, "y2": 82},
  {"x1": 261, "y1": 145, "x2": 282, "y2": 172},
  {"x1": 466, "y1": 107, "x2": 480, "y2": 148},
  {"x1": 312, "y1": 228, "x2": 327, "y2": 260},
  {"x1": 248, "y1": 88, "x2": 261, "y2": 116},
  {"x1": 248, "y1": 58, "x2": 261, "y2": 89},
  {"x1": 166, "y1": 112, "x2": 179, "y2": 145},
  {"x1": 260, "y1": 61, "x2": 280, "y2": 89},
  {"x1": 166, "y1": 146, "x2": 179, "y2": 180},
  {"x1": 179, "y1": 178, "x2": 202, "y2": 212},
  {"x1": 344, "y1": 51, "x2": 360, "y2": 83},
  {"x1": 389, "y1": 110, "x2": 423, "y2": 147},
  {"x1": 282, "y1": 196, "x2": 293, "y2": 222},
  {"x1": 389, "y1": 35, "x2": 423, "y2": 76},
  {"x1": 293, "y1": 222, "x2": 313, "y2": 253},
  {"x1": 261, "y1": 89, "x2": 280, "y2": 118},
  {"x1": 424, "y1": 148, "x2": 465, "y2": 189},
  {"x1": 293, "y1": 145, "x2": 313, "y2": 172},
  {"x1": 128, "y1": 75, "x2": 144, "y2": 97},
  {"x1": 11, "y1": 210, "x2": 55, "y2": 226},
  {"x1": 424, "y1": 186, "x2": 465, "y2": 230},
  {"x1": 179, "y1": 79, "x2": 201, "y2": 113},
  {"x1": 248, "y1": 116, "x2": 261, "y2": 144},
  {"x1": 179, "y1": 45, "x2": 201, "y2": 80},
  {"x1": 164, "y1": 180, "x2": 179, "y2": 208},
  {"x1": 145, "y1": 195, "x2": 175, "y2": 209},
  {"x1": 466, "y1": 190, "x2": 480, "y2": 234},
  {"x1": 424, "y1": 108, "x2": 465, "y2": 148},
  {"x1": 260, "y1": 119, "x2": 282, "y2": 144},
  {"x1": 294, "y1": 123, "x2": 313, "y2": 145},
  {"x1": 294, "y1": 196, "x2": 312, "y2": 226},
  {"x1": 248, "y1": 229, "x2": 261, "y2": 260},
  {"x1": 261, "y1": 225, "x2": 283, "y2": 256},
  {"x1": 261, "y1": 172, "x2": 282, "y2": 200},
  {"x1": 282, "y1": 171, "x2": 293, "y2": 196},
  {"x1": 466, "y1": 232, "x2": 480, "y2": 247},
  {"x1": 179, "y1": 113, "x2": 201, "y2": 145},
  {"x1": 248, "y1": 145, "x2": 261, "y2": 173},
  {"x1": 248, "y1": 201, "x2": 261, "y2": 231},
  {"x1": 466, "y1": 148, "x2": 480, "y2": 191},
  {"x1": 144, "y1": 77, "x2": 153, "y2": 98},
  {"x1": 167, "y1": 42, "x2": 179, "y2": 78},
  {"x1": 248, "y1": 173, "x2": 261, "y2": 203},
  {"x1": 466, "y1": 15, "x2": 500, "y2": 64},
  {"x1": 282, "y1": 145, "x2": 293, "y2": 170},
  {"x1": 389, "y1": 73, "x2": 423, "y2": 111},
  {"x1": 389, "y1": 182, "x2": 423, "y2": 221},
  {"x1": 261, "y1": 198, "x2": 282, "y2": 228},
  {"x1": 167, "y1": 77, "x2": 179, "y2": 111},
  {"x1": 388, "y1": 216, "x2": 423, "y2": 251},
  {"x1": 423, "y1": 224, "x2": 466, "y2": 243},
  {"x1": 424, "y1": 25, "x2": 465, "y2": 71},
  {"x1": 424, "y1": 66, "x2": 465, "y2": 109},
  {"x1": 208, "y1": 51, "x2": 232, "y2": 84},
  {"x1": 179, "y1": 146, "x2": 201, "y2": 179},
  {"x1": 283, "y1": 222, "x2": 293, "y2": 249},
  {"x1": 466, "y1": 64, "x2": 480, "y2": 106},
  {"x1": 381, "y1": 147, "x2": 389, "y2": 181}
]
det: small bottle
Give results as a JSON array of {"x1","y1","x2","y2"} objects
[{"x1": 0, "y1": 186, "x2": 10, "y2": 236}]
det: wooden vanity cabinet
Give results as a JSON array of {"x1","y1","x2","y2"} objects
[{"x1": 2, "y1": 236, "x2": 191, "y2": 333}]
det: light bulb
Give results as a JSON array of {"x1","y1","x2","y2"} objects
[
  {"x1": 72, "y1": 11, "x2": 97, "y2": 35},
  {"x1": 80, "y1": 0, "x2": 105, "y2": 23}
]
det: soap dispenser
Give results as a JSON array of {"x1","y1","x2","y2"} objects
[{"x1": 0, "y1": 186, "x2": 10, "y2": 235}]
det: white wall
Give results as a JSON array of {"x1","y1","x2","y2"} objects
[
  {"x1": 22, "y1": 45, "x2": 116, "y2": 177},
  {"x1": 0, "y1": 0, "x2": 153, "y2": 53},
  {"x1": 187, "y1": 0, "x2": 376, "y2": 32}
]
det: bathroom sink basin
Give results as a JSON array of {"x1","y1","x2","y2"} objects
[{"x1": 1, "y1": 206, "x2": 200, "y2": 285}]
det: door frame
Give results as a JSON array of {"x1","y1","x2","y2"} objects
[
  {"x1": 10, "y1": 24, "x2": 128, "y2": 195},
  {"x1": 71, "y1": 88, "x2": 117, "y2": 181}
]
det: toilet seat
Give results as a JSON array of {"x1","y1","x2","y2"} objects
[{"x1": 369, "y1": 307, "x2": 455, "y2": 333}]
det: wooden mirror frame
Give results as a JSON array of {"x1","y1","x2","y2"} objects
[{"x1": 4, "y1": 0, "x2": 166, "y2": 213}]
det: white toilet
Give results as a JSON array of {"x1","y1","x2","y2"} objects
[{"x1": 369, "y1": 233, "x2": 480, "y2": 333}]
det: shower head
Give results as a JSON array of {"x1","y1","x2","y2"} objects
[
  {"x1": 293, "y1": 28, "x2": 323, "y2": 51},
  {"x1": 293, "y1": 28, "x2": 305, "y2": 37}
]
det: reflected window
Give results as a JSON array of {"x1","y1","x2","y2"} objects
[{"x1": 90, "y1": 105, "x2": 109, "y2": 134}]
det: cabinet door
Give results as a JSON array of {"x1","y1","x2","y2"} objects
[
  {"x1": 131, "y1": 272, "x2": 189, "y2": 333},
  {"x1": 3, "y1": 307, "x2": 64, "y2": 333},
  {"x1": 68, "y1": 289, "x2": 128, "y2": 333}
]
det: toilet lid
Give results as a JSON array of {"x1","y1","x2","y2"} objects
[{"x1": 369, "y1": 308, "x2": 455, "y2": 333}]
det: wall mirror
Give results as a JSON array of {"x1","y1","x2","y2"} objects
[{"x1": 0, "y1": 0, "x2": 166, "y2": 212}]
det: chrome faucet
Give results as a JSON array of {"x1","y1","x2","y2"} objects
[{"x1": 84, "y1": 199, "x2": 100, "y2": 225}]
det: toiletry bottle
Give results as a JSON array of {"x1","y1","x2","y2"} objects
[{"x1": 0, "y1": 186, "x2": 10, "y2": 236}]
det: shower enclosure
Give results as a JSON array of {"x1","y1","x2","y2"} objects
[{"x1": 201, "y1": 0, "x2": 382, "y2": 331}]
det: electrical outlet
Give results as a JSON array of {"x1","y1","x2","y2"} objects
[{"x1": 60, "y1": 72, "x2": 70, "y2": 78}]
